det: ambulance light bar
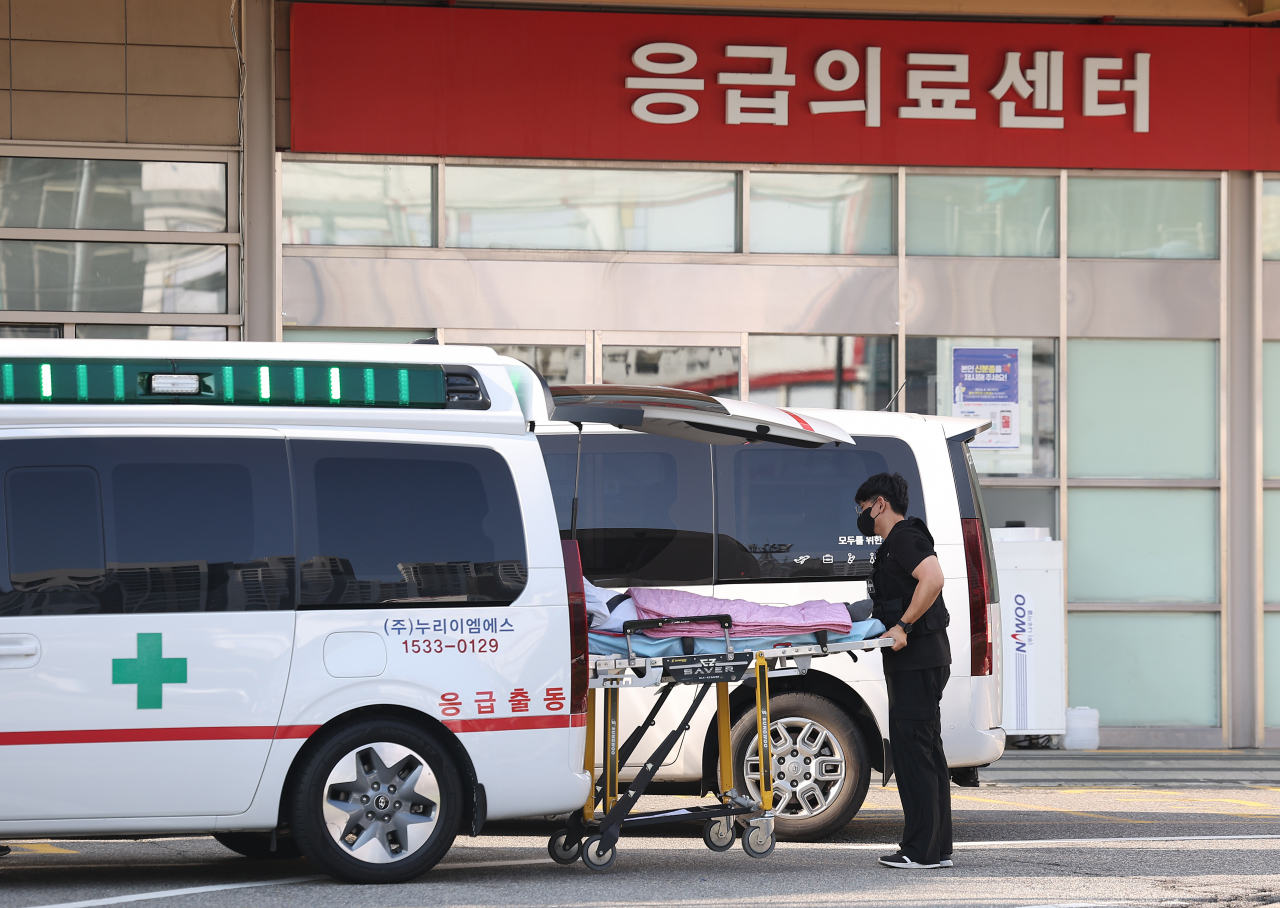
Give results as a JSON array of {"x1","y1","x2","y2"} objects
[{"x1": 1, "y1": 358, "x2": 448, "y2": 408}]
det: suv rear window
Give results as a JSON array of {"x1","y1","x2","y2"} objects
[
  {"x1": 292, "y1": 440, "x2": 527, "y2": 608},
  {"x1": 715, "y1": 437, "x2": 925, "y2": 584},
  {"x1": 539, "y1": 433, "x2": 713, "y2": 587}
]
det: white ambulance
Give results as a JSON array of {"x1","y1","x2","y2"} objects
[{"x1": 0, "y1": 340, "x2": 843, "y2": 883}]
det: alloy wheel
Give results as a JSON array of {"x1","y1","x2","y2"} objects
[
  {"x1": 741, "y1": 717, "x2": 846, "y2": 819},
  {"x1": 320, "y1": 741, "x2": 441, "y2": 864}
]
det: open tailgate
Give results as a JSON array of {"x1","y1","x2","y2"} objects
[
  {"x1": 549, "y1": 385, "x2": 853, "y2": 448},
  {"x1": 923, "y1": 414, "x2": 994, "y2": 441}
]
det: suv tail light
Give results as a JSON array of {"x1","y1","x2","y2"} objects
[
  {"x1": 562, "y1": 540, "x2": 589, "y2": 714},
  {"x1": 962, "y1": 518, "x2": 993, "y2": 676}
]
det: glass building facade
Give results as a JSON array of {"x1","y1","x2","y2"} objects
[{"x1": 274, "y1": 160, "x2": 1274, "y2": 748}]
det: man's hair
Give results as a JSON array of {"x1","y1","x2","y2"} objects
[{"x1": 855, "y1": 472, "x2": 909, "y2": 515}]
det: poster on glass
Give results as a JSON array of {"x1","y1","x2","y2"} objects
[{"x1": 952, "y1": 347, "x2": 1019, "y2": 450}]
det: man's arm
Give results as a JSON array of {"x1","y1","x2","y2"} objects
[{"x1": 880, "y1": 554, "x2": 945, "y2": 651}]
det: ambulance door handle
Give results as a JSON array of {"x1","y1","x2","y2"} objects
[{"x1": 0, "y1": 634, "x2": 40, "y2": 668}]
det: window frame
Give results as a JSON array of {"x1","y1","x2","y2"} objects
[
  {"x1": 0, "y1": 143, "x2": 240, "y2": 339},
  {"x1": 1065, "y1": 173, "x2": 1221, "y2": 261},
  {"x1": 903, "y1": 172, "x2": 1060, "y2": 258}
]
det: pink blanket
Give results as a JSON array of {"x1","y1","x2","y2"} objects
[{"x1": 628, "y1": 588, "x2": 852, "y2": 639}]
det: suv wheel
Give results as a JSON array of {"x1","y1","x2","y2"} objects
[
  {"x1": 289, "y1": 718, "x2": 462, "y2": 883},
  {"x1": 728, "y1": 693, "x2": 871, "y2": 841}
]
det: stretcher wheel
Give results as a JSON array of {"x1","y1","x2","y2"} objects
[
  {"x1": 741, "y1": 826, "x2": 776, "y2": 859},
  {"x1": 702, "y1": 818, "x2": 736, "y2": 852},
  {"x1": 547, "y1": 830, "x2": 582, "y2": 865},
  {"x1": 581, "y1": 834, "x2": 617, "y2": 871}
]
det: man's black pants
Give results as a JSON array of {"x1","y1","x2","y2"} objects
[{"x1": 885, "y1": 664, "x2": 952, "y2": 865}]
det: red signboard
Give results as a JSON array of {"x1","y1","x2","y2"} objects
[{"x1": 290, "y1": 3, "x2": 1280, "y2": 171}]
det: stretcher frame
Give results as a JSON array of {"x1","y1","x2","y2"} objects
[{"x1": 548, "y1": 616, "x2": 894, "y2": 870}]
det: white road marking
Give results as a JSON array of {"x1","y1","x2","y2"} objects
[
  {"x1": 1009, "y1": 904, "x2": 1129, "y2": 908},
  {"x1": 25, "y1": 876, "x2": 325, "y2": 908},
  {"x1": 436, "y1": 858, "x2": 554, "y2": 870},
  {"x1": 19, "y1": 859, "x2": 555, "y2": 908},
  {"x1": 827, "y1": 833, "x2": 1280, "y2": 850}
]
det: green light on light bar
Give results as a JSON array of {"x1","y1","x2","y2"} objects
[{"x1": 0, "y1": 359, "x2": 447, "y2": 410}]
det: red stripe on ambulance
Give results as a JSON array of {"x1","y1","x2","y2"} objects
[
  {"x1": 0, "y1": 716, "x2": 581, "y2": 744},
  {"x1": 444, "y1": 714, "x2": 584, "y2": 733},
  {"x1": 0, "y1": 726, "x2": 281, "y2": 745}
]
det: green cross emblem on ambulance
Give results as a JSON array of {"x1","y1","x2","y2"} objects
[{"x1": 112, "y1": 633, "x2": 187, "y2": 709}]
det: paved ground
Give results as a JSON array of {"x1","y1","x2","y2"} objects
[
  {"x1": 985, "y1": 748, "x2": 1280, "y2": 787},
  {"x1": 5, "y1": 752, "x2": 1280, "y2": 908}
]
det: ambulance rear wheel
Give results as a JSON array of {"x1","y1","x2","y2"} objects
[
  {"x1": 289, "y1": 718, "x2": 462, "y2": 884},
  {"x1": 728, "y1": 693, "x2": 871, "y2": 842},
  {"x1": 581, "y1": 835, "x2": 616, "y2": 871},
  {"x1": 548, "y1": 830, "x2": 582, "y2": 864},
  {"x1": 212, "y1": 831, "x2": 301, "y2": 860}
]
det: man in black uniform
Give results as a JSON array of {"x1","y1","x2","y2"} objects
[{"x1": 855, "y1": 471, "x2": 952, "y2": 870}]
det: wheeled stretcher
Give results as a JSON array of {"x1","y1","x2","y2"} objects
[{"x1": 547, "y1": 615, "x2": 894, "y2": 871}]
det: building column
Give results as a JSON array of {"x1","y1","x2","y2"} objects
[
  {"x1": 1225, "y1": 170, "x2": 1263, "y2": 748},
  {"x1": 242, "y1": 0, "x2": 278, "y2": 342}
]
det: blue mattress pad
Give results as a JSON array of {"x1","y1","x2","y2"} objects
[{"x1": 588, "y1": 618, "x2": 886, "y2": 659}]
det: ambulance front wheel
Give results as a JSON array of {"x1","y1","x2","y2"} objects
[
  {"x1": 288, "y1": 717, "x2": 463, "y2": 884},
  {"x1": 581, "y1": 835, "x2": 617, "y2": 871},
  {"x1": 548, "y1": 830, "x2": 582, "y2": 864}
]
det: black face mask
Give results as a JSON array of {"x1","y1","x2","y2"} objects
[{"x1": 857, "y1": 504, "x2": 877, "y2": 538}]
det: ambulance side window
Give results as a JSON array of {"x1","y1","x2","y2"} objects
[
  {"x1": 291, "y1": 440, "x2": 528, "y2": 608},
  {"x1": 714, "y1": 437, "x2": 925, "y2": 585},
  {"x1": 5, "y1": 467, "x2": 107, "y2": 611},
  {"x1": 0, "y1": 437, "x2": 296, "y2": 616},
  {"x1": 538, "y1": 433, "x2": 714, "y2": 588}
]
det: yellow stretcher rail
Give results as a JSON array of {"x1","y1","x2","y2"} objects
[
  {"x1": 716, "y1": 682, "x2": 733, "y2": 803},
  {"x1": 582, "y1": 689, "x2": 596, "y2": 825},
  {"x1": 754, "y1": 653, "x2": 773, "y2": 813}
]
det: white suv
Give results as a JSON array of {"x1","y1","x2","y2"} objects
[{"x1": 537, "y1": 404, "x2": 1004, "y2": 841}]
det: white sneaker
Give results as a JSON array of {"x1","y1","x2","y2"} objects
[
  {"x1": 879, "y1": 852, "x2": 940, "y2": 869},
  {"x1": 939, "y1": 854, "x2": 953, "y2": 867}
]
